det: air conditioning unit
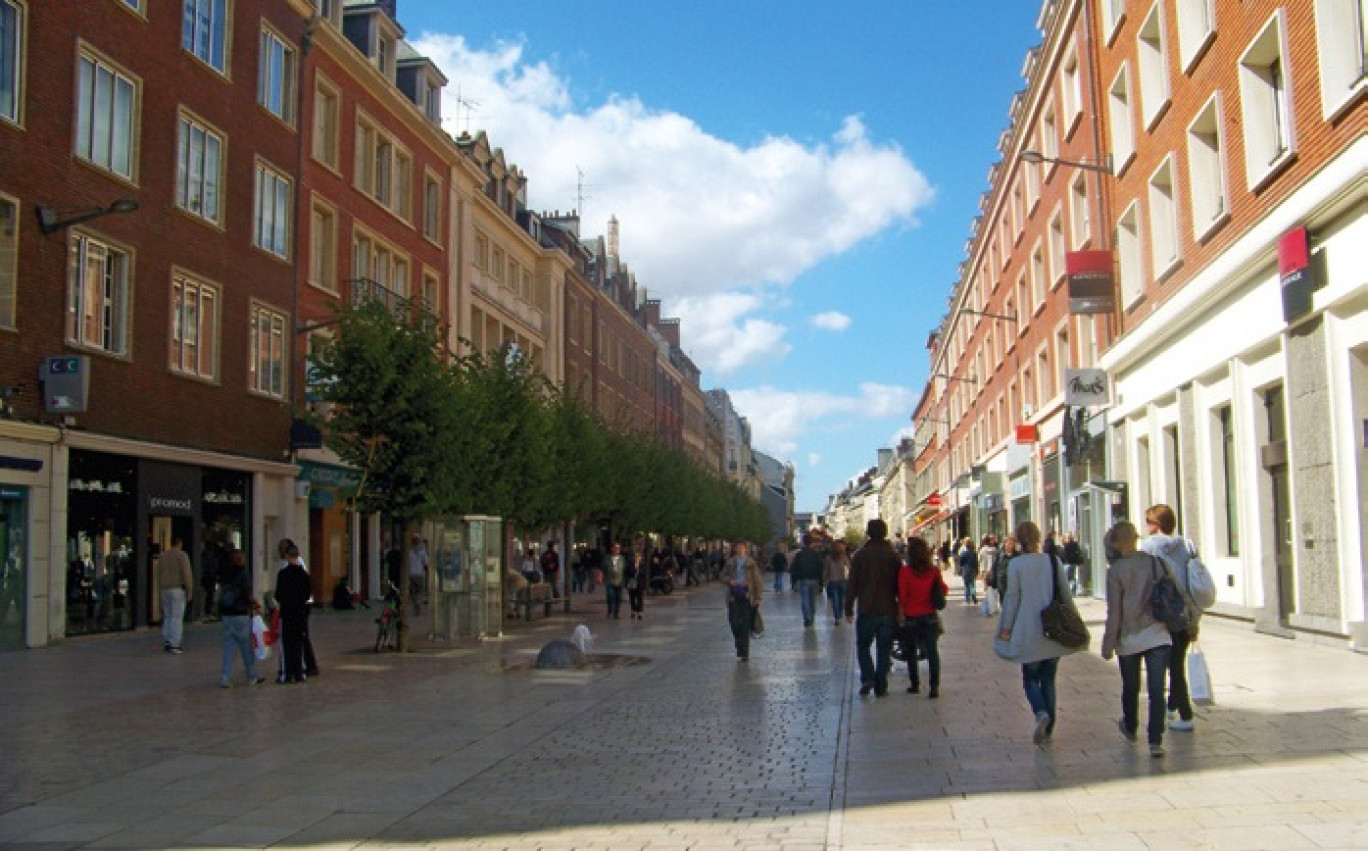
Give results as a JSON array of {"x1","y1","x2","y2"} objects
[{"x1": 1021, "y1": 403, "x2": 1035, "y2": 420}]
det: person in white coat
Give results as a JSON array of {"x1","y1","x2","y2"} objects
[{"x1": 995, "y1": 520, "x2": 1085, "y2": 746}]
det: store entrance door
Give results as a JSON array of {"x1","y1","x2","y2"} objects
[{"x1": 148, "y1": 515, "x2": 195, "y2": 625}]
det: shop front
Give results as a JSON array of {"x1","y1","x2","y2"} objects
[
  {"x1": 1, "y1": 485, "x2": 27, "y2": 650},
  {"x1": 296, "y1": 461, "x2": 361, "y2": 604}
]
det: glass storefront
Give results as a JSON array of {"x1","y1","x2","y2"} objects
[
  {"x1": 66, "y1": 452, "x2": 138, "y2": 636},
  {"x1": 1, "y1": 486, "x2": 27, "y2": 650}
]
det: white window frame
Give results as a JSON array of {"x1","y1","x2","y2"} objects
[
  {"x1": 175, "y1": 110, "x2": 224, "y2": 225},
  {"x1": 253, "y1": 159, "x2": 291, "y2": 258},
  {"x1": 352, "y1": 227, "x2": 409, "y2": 299},
  {"x1": 1186, "y1": 94, "x2": 1229, "y2": 242},
  {"x1": 1108, "y1": 64, "x2": 1136, "y2": 175},
  {"x1": 258, "y1": 24, "x2": 296, "y2": 126},
  {"x1": 1061, "y1": 45, "x2": 1083, "y2": 135},
  {"x1": 311, "y1": 74, "x2": 340, "y2": 170},
  {"x1": 181, "y1": 0, "x2": 228, "y2": 75},
  {"x1": 0, "y1": 193, "x2": 17, "y2": 330},
  {"x1": 1137, "y1": 4, "x2": 1171, "y2": 130},
  {"x1": 1048, "y1": 207, "x2": 1066, "y2": 290},
  {"x1": 1314, "y1": 0, "x2": 1367, "y2": 121},
  {"x1": 249, "y1": 302, "x2": 287, "y2": 399},
  {"x1": 170, "y1": 271, "x2": 219, "y2": 381},
  {"x1": 354, "y1": 111, "x2": 412, "y2": 219},
  {"x1": 75, "y1": 47, "x2": 139, "y2": 181},
  {"x1": 1, "y1": 0, "x2": 25, "y2": 127},
  {"x1": 1148, "y1": 157, "x2": 1180, "y2": 279},
  {"x1": 66, "y1": 230, "x2": 131, "y2": 356},
  {"x1": 422, "y1": 169, "x2": 441, "y2": 242},
  {"x1": 308, "y1": 196, "x2": 337, "y2": 294},
  {"x1": 1030, "y1": 242, "x2": 1046, "y2": 313},
  {"x1": 1175, "y1": 0, "x2": 1217, "y2": 73},
  {"x1": 1102, "y1": 0, "x2": 1126, "y2": 45},
  {"x1": 1069, "y1": 172, "x2": 1090, "y2": 248},
  {"x1": 1117, "y1": 201, "x2": 1143, "y2": 309},
  {"x1": 1238, "y1": 9, "x2": 1296, "y2": 190}
]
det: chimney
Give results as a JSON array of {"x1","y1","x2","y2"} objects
[{"x1": 607, "y1": 215, "x2": 620, "y2": 259}]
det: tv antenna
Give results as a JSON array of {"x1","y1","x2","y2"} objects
[
  {"x1": 454, "y1": 85, "x2": 481, "y2": 133},
  {"x1": 574, "y1": 166, "x2": 592, "y2": 217}
]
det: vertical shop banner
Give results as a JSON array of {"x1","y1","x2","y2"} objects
[
  {"x1": 1066, "y1": 250, "x2": 1116, "y2": 315},
  {"x1": 1278, "y1": 226, "x2": 1317, "y2": 323}
]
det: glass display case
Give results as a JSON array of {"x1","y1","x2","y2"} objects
[{"x1": 432, "y1": 515, "x2": 503, "y2": 638}]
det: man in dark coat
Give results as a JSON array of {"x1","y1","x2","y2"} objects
[
  {"x1": 845, "y1": 519, "x2": 902, "y2": 697},
  {"x1": 274, "y1": 541, "x2": 312, "y2": 684}
]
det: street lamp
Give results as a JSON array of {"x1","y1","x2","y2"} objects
[
  {"x1": 35, "y1": 198, "x2": 140, "y2": 235},
  {"x1": 1019, "y1": 149, "x2": 1113, "y2": 175},
  {"x1": 933, "y1": 372, "x2": 977, "y2": 385},
  {"x1": 960, "y1": 306, "x2": 1018, "y2": 323}
]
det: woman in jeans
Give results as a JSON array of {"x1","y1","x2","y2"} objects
[
  {"x1": 897, "y1": 537, "x2": 948, "y2": 698},
  {"x1": 1100, "y1": 521, "x2": 1172, "y2": 758},
  {"x1": 217, "y1": 549, "x2": 263, "y2": 688},
  {"x1": 995, "y1": 520, "x2": 1085, "y2": 746},
  {"x1": 823, "y1": 541, "x2": 850, "y2": 626},
  {"x1": 1140, "y1": 503, "x2": 1201, "y2": 732}
]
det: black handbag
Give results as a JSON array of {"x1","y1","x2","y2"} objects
[{"x1": 1039, "y1": 555, "x2": 1090, "y2": 649}]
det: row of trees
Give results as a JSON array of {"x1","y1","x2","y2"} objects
[{"x1": 306, "y1": 298, "x2": 771, "y2": 567}]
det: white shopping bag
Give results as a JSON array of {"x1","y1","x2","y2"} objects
[
  {"x1": 250, "y1": 614, "x2": 274, "y2": 661},
  {"x1": 1188, "y1": 644, "x2": 1214, "y2": 705},
  {"x1": 980, "y1": 587, "x2": 1000, "y2": 617}
]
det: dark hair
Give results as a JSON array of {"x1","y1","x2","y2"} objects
[
  {"x1": 866, "y1": 518, "x2": 888, "y2": 541},
  {"x1": 906, "y1": 537, "x2": 934, "y2": 572}
]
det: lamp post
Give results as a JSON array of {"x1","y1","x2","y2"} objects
[
  {"x1": 35, "y1": 198, "x2": 139, "y2": 235},
  {"x1": 1019, "y1": 148, "x2": 1113, "y2": 175}
]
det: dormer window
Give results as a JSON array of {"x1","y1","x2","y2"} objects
[
  {"x1": 375, "y1": 31, "x2": 394, "y2": 79},
  {"x1": 424, "y1": 81, "x2": 441, "y2": 122}
]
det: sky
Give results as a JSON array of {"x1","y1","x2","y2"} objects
[{"x1": 401, "y1": 1, "x2": 1046, "y2": 512}]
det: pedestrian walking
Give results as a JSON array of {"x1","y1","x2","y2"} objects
[
  {"x1": 1140, "y1": 503, "x2": 1206, "y2": 733},
  {"x1": 978, "y1": 535, "x2": 1000, "y2": 616},
  {"x1": 625, "y1": 545, "x2": 646, "y2": 620},
  {"x1": 541, "y1": 542, "x2": 561, "y2": 598},
  {"x1": 845, "y1": 518, "x2": 901, "y2": 698},
  {"x1": 938, "y1": 539, "x2": 952, "y2": 572},
  {"x1": 1061, "y1": 532, "x2": 1086, "y2": 595},
  {"x1": 769, "y1": 544, "x2": 788, "y2": 593},
  {"x1": 789, "y1": 533, "x2": 824, "y2": 627},
  {"x1": 1100, "y1": 521, "x2": 1172, "y2": 758},
  {"x1": 725, "y1": 541, "x2": 763, "y2": 662},
  {"x1": 994, "y1": 520, "x2": 1085, "y2": 745},
  {"x1": 408, "y1": 533, "x2": 429, "y2": 615},
  {"x1": 897, "y1": 537, "x2": 948, "y2": 698},
  {"x1": 957, "y1": 537, "x2": 980, "y2": 605},
  {"x1": 157, "y1": 536, "x2": 193, "y2": 654},
  {"x1": 274, "y1": 540, "x2": 311, "y2": 684},
  {"x1": 216, "y1": 548, "x2": 264, "y2": 688},
  {"x1": 993, "y1": 534, "x2": 1018, "y2": 600},
  {"x1": 823, "y1": 541, "x2": 850, "y2": 626},
  {"x1": 603, "y1": 542, "x2": 626, "y2": 619}
]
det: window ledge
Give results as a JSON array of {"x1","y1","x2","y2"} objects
[
  {"x1": 1194, "y1": 210, "x2": 1231, "y2": 245},
  {"x1": 1247, "y1": 148, "x2": 1298, "y2": 194}
]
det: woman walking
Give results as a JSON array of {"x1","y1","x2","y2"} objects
[
  {"x1": 1100, "y1": 521, "x2": 1172, "y2": 758},
  {"x1": 897, "y1": 537, "x2": 948, "y2": 698},
  {"x1": 603, "y1": 542, "x2": 625, "y2": 619},
  {"x1": 823, "y1": 541, "x2": 850, "y2": 626},
  {"x1": 995, "y1": 521, "x2": 1085, "y2": 745},
  {"x1": 1140, "y1": 503, "x2": 1204, "y2": 733},
  {"x1": 957, "y1": 537, "x2": 980, "y2": 604},
  {"x1": 725, "y1": 541, "x2": 763, "y2": 662},
  {"x1": 625, "y1": 545, "x2": 646, "y2": 621},
  {"x1": 216, "y1": 548, "x2": 263, "y2": 688}
]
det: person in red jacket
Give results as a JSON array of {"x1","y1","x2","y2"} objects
[{"x1": 897, "y1": 537, "x2": 949, "y2": 698}]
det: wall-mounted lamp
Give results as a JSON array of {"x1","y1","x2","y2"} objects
[
  {"x1": 1019, "y1": 149, "x2": 1113, "y2": 175},
  {"x1": 35, "y1": 198, "x2": 140, "y2": 235},
  {"x1": 933, "y1": 372, "x2": 977, "y2": 385},
  {"x1": 961, "y1": 306, "x2": 1018, "y2": 323}
]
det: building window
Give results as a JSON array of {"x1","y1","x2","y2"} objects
[
  {"x1": 1187, "y1": 95, "x2": 1228, "y2": 240},
  {"x1": 308, "y1": 200, "x2": 336, "y2": 293},
  {"x1": 253, "y1": 160, "x2": 291, "y2": 258},
  {"x1": 1239, "y1": 10, "x2": 1295, "y2": 187},
  {"x1": 1217, "y1": 404, "x2": 1240, "y2": 555},
  {"x1": 75, "y1": 50, "x2": 138, "y2": 180},
  {"x1": 1048, "y1": 209, "x2": 1065, "y2": 289},
  {"x1": 1314, "y1": 0, "x2": 1368, "y2": 119},
  {"x1": 1102, "y1": 0, "x2": 1126, "y2": 42},
  {"x1": 1117, "y1": 201, "x2": 1143, "y2": 308},
  {"x1": 311, "y1": 76, "x2": 339, "y2": 169},
  {"x1": 354, "y1": 115, "x2": 411, "y2": 218},
  {"x1": 66, "y1": 232, "x2": 130, "y2": 355},
  {"x1": 1061, "y1": 46, "x2": 1082, "y2": 131},
  {"x1": 249, "y1": 303, "x2": 286, "y2": 398},
  {"x1": 352, "y1": 230, "x2": 408, "y2": 299},
  {"x1": 423, "y1": 172, "x2": 441, "y2": 241},
  {"x1": 1012, "y1": 180, "x2": 1025, "y2": 240},
  {"x1": 258, "y1": 27, "x2": 296, "y2": 125},
  {"x1": 1030, "y1": 244, "x2": 1045, "y2": 311},
  {"x1": 1041, "y1": 102, "x2": 1058, "y2": 162},
  {"x1": 182, "y1": 0, "x2": 228, "y2": 74},
  {"x1": 1025, "y1": 155, "x2": 1040, "y2": 211},
  {"x1": 1108, "y1": 64, "x2": 1135, "y2": 171},
  {"x1": 422, "y1": 269, "x2": 439, "y2": 313},
  {"x1": 1137, "y1": 4, "x2": 1171, "y2": 129},
  {"x1": 473, "y1": 233, "x2": 487, "y2": 271},
  {"x1": 1148, "y1": 157, "x2": 1180, "y2": 275},
  {"x1": 122, "y1": 0, "x2": 144, "y2": 12},
  {"x1": 170, "y1": 274, "x2": 218, "y2": 380},
  {"x1": 1, "y1": 0, "x2": 24, "y2": 125},
  {"x1": 1069, "y1": 172, "x2": 1090, "y2": 247},
  {"x1": 491, "y1": 246, "x2": 505, "y2": 285},
  {"x1": 1175, "y1": 0, "x2": 1216, "y2": 72},
  {"x1": 175, "y1": 112, "x2": 223, "y2": 224},
  {"x1": 1076, "y1": 315, "x2": 1097, "y2": 368},
  {"x1": 0, "y1": 195, "x2": 15, "y2": 329}
]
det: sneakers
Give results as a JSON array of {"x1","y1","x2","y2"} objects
[
  {"x1": 1149, "y1": 742, "x2": 1165, "y2": 757},
  {"x1": 1117, "y1": 718, "x2": 1137, "y2": 743},
  {"x1": 1169, "y1": 718, "x2": 1194, "y2": 731},
  {"x1": 1033, "y1": 711, "x2": 1051, "y2": 745},
  {"x1": 168, "y1": 646, "x2": 183, "y2": 654}
]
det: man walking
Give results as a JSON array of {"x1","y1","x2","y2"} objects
[
  {"x1": 158, "y1": 536, "x2": 193, "y2": 654},
  {"x1": 845, "y1": 519, "x2": 901, "y2": 697},
  {"x1": 769, "y1": 544, "x2": 788, "y2": 593},
  {"x1": 789, "y1": 533, "x2": 825, "y2": 628}
]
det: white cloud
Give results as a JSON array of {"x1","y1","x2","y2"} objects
[
  {"x1": 729, "y1": 383, "x2": 917, "y2": 460},
  {"x1": 412, "y1": 33, "x2": 934, "y2": 304},
  {"x1": 811, "y1": 311, "x2": 852, "y2": 332},
  {"x1": 807, "y1": 453, "x2": 823, "y2": 468},
  {"x1": 672, "y1": 293, "x2": 790, "y2": 375}
]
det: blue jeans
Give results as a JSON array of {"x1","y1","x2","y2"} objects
[
  {"x1": 826, "y1": 581, "x2": 847, "y2": 622},
  {"x1": 220, "y1": 614, "x2": 257, "y2": 684},
  {"x1": 855, "y1": 613, "x2": 895, "y2": 694},
  {"x1": 161, "y1": 587, "x2": 187, "y2": 647},
  {"x1": 605, "y1": 584, "x2": 623, "y2": 617},
  {"x1": 796, "y1": 579, "x2": 818, "y2": 625},
  {"x1": 772, "y1": 571, "x2": 784, "y2": 592},
  {"x1": 1021, "y1": 657, "x2": 1060, "y2": 732},
  {"x1": 1120, "y1": 644, "x2": 1172, "y2": 745}
]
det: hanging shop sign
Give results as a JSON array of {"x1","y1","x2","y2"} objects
[
  {"x1": 1066, "y1": 250, "x2": 1116, "y2": 315},
  {"x1": 1064, "y1": 368, "x2": 1108, "y2": 406},
  {"x1": 40, "y1": 355, "x2": 91, "y2": 413},
  {"x1": 1279, "y1": 226, "x2": 1319, "y2": 323},
  {"x1": 1015, "y1": 424, "x2": 1039, "y2": 444}
]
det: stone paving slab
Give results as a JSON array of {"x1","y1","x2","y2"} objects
[{"x1": 0, "y1": 579, "x2": 1367, "y2": 848}]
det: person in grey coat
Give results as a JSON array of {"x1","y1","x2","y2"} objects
[
  {"x1": 994, "y1": 520, "x2": 1085, "y2": 746},
  {"x1": 1101, "y1": 521, "x2": 1172, "y2": 758}
]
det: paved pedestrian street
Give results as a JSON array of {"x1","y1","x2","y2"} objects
[{"x1": 1, "y1": 580, "x2": 1366, "y2": 850}]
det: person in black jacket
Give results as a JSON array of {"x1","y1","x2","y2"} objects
[
  {"x1": 217, "y1": 549, "x2": 263, "y2": 687},
  {"x1": 274, "y1": 540, "x2": 312, "y2": 684}
]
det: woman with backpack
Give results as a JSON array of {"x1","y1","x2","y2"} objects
[{"x1": 1140, "y1": 504, "x2": 1210, "y2": 733}]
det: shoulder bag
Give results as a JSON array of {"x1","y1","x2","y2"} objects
[{"x1": 1040, "y1": 554, "x2": 1090, "y2": 649}]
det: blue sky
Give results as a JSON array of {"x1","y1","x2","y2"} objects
[{"x1": 402, "y1": 1, "x2": 1045, "y2": 512}]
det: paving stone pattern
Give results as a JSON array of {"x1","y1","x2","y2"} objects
[{"x1": 1, "y1": 578, "x2": 1366, "y2": 849}]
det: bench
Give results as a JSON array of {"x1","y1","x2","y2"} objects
[{"x1": 509, "y1": 582, "x2": 555, "y2": 622}]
